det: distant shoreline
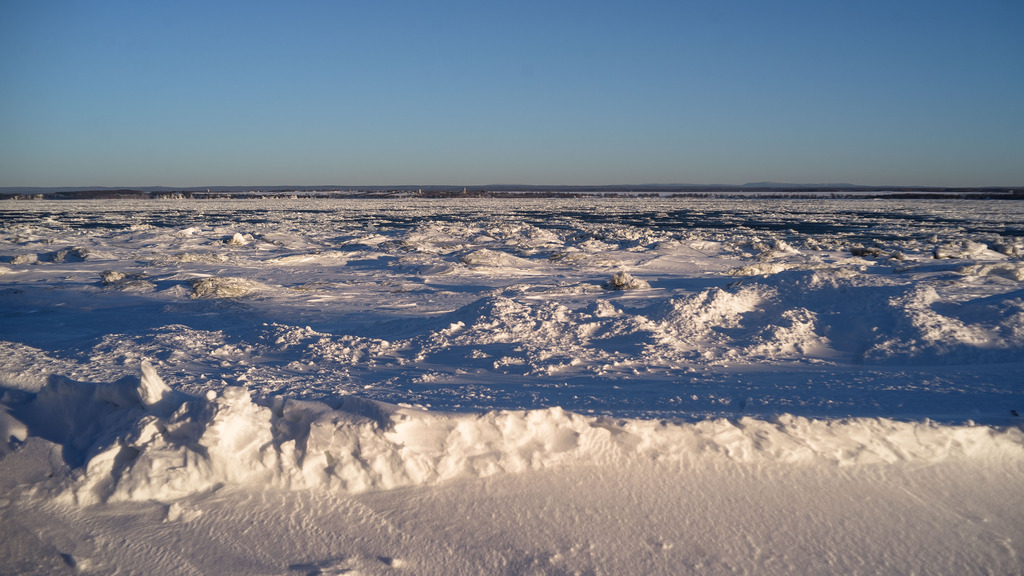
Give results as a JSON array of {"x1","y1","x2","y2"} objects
[{"x1": 1, "y1": 185, "x2": 1021, "y2": 201}]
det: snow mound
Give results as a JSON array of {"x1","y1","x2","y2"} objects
[
  {"x1": 190, "y1": 276, "x2": 259, "y2": 299},
  {"x1": 459, "y1": 248, "x2": 534, "y2": 269},
  {"x1": 166, "y1": 252, "x2": 229, "y2": 264},
  {"x1": 933, "y1": 240, "x2": 1001, "y2": 259},
  {"x1": 864, "y1": 285, "x2": 1024, "y2": 362},
  {"x1": 729, "y1": 262, "x2": 794, "y2": 276},
  {"x1": 957, "y1": 262, "x2": 1024, "y2": 281},
  {"x1": 651, "y1": 285, "x2": 769, "y2": 354},
  {"x1": 6, "y1": 363, "x2": 178, "y2": 470},
  {"x1": 744, "y1": 308, "x2": 830, "y2": 358},
  {"x1": 603, "y1": 271, "x2": 650, "y2": 290},
  {"x1": 9, "y1": 253, "x2": 38, "y2": 265},
  {"x1": 3, "y1": 365, "x2": 1022, "y2": 505},
  {"x1": 416, "y1": 296, "x2": 601, "y2": 372},
  {"x1": 0, "y1": 406, "x2": 27, "y2": 457},
  {"x1": 15, "y1": 246, "x2": 90, "y2": 263},
  {"x1": 224, "y1": 232, "x2": 253, "y2": 246},
  {"x1": 101, "y1": 270, "x2": 154, "y2": 291}
]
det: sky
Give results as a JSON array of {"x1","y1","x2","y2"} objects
[{"x1": 1, "y1": 0, "x2": 1022, "y2": 188}]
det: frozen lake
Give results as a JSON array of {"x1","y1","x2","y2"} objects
[
  {"x1": 2, "y1": 197, "x2": 1023, "y2": 574},
  {"x1": 2, "y1": 197, "x2": 1022, "y2": 421}
]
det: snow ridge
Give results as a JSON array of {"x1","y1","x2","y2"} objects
[{"x1": 4, "y1": 365, "x2": 1022, "y2": 505}]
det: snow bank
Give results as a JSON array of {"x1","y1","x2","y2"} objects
[{"x1": 3, "y1": 365, "x2": 1021, "y2": 505}]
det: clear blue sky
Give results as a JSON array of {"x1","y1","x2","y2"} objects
[{"x1": 2, "y1": 0, "x2": 1022, "y2": 187}]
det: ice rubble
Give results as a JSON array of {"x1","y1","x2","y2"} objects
[
  {"x1": 3, "y1": 198, "x2": 1024, "y2": 419},
  {"x1": 401, "y1": 269, "x2": 1024, "y2": 372},
  {"x1": 2, "y1": 198, "x2": 1024, "y2": 574},
  {"x1": 3, "y1": 363, "x2": 1022, "y2": 506}
]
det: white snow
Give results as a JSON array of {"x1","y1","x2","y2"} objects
[{"x1": 1, "y1": 197, "x2": 1023, "y2": 574}]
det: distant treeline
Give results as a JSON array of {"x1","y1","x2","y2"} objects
[{"x1": 2, "y1": 187, "x2": 1022, "y2": 201}]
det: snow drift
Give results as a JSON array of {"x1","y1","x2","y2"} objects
[{"x1": 4, "y1": 364, "x2": 1022, "y2": 506}]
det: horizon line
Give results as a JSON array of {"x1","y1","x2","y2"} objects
[{"x1": 3, "y1": 182, "x2": 1023, "y2": 193}]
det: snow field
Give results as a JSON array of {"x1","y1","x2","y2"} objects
[
  {"x1": 2, "y1": 198, "x2": 1023, "y2": 419},
  {"x1": 2, "y1": 197, "x2": 1024, "y2": 574}
]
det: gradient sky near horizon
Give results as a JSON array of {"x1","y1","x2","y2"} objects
[{"x1": 2, "y1": 0, "x2": 1022, "y2": 188}]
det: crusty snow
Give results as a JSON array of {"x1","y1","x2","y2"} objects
[{"x1": 1, "y1": 197, "x2": 1022, "y2": 574}]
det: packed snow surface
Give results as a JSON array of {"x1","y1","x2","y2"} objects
[{"x1": 1, "y1": 198, "x2": 1023, "y2": 574}]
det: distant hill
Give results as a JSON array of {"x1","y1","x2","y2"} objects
[{"x1": 741, "y1": 182, "x2": 860, "y2": 189}]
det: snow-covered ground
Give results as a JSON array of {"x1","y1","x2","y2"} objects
[{"x1": 1, "y1": 197, "x2": 1022, "y2": 574}]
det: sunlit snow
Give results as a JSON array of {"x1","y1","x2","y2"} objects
[{"x1": 1, "y1": 197, "x2": 1022, "y2": 574}]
